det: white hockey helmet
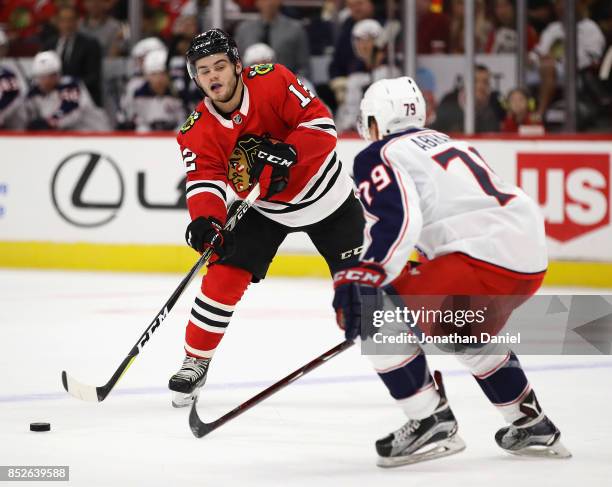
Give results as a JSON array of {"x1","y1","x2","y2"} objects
[
  {"x1": 243, "y1": 42, "x2": 275, "y2": 66},
  {"x1": 358, "y1": 76, "x2": 426, "y2": 141},
  {"x1": 32, "y1": 51, "x2": 62, "y2": 77},
  {"x1": 143, "y1": 49, "x2": 168, "y2": 75},
  {"x1": 351, "y1": 19, "x2": 383, "y2": 40},
  {"x1": 131, "y1": 37, "x2": 166, "y2": 59}
]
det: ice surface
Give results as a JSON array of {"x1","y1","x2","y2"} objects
[{"x1": 1, "y1": 269, "x2": 611, "y2": 486}]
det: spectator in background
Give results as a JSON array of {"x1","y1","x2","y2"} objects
[
  {"x1": 432, "y1": 64, "x2": 502, "y2": 133},
  {"x1": 44, "y1": 5, "x2": 103, "y2": 106},
  {"x1": 416, "y1": 66, "x2": 437, "y2": 125},
  {"x1": 448, "y1": 0, "x2": 492, "y2": 53},
  {"x1": 591, "y1": 0, "x2": 612, "y2": 45},
  {"x1": 242, "y1": 41, "x2": 318, "y2": 96},
  {"x1": 0, "y1": 27, "x2": 27, "y2": 129},
  {"x1": 486, "y1": 0, "x2": 539, "y2": 53},
  {"x1": 304, "y1": 0, "x2": 335, "y2": 56},
  {"x1": 233, "y1": 0, "x2": 311, "y2": 77},
  {"x1": 0, "y1": 0, "x2": 54, "y2": 56},
  {"x1": 131, "y1": 37, "x2": 167, "y2": 75},
  {"x1": 501, "y1": 87, "x2": 542, "y2": 132},
  {"x1": 168, "y1": 11, "x2": 198, "y2": 58},
  {"x1": 26, "y1": 50, "x2": 110, "y2": 131},
  {"x1": 328, "y1": 0, "x2": 377, "y2": 108},
  {"x1": 167, "y1": 11, "x2": 201, "y2": 113},
  {"x1": 528, "y1": 0, "x2": 606, "y2": 120},
  {"x1": 80, "y1": 0, "x2": 125, "y2": 57},
  {"x1": 191, "y1": 0, "x2": 241, "y2": 32},
  {"x1": 243, "y1": 42, "x2": 276, "y2": 66},
  {"x1": 335, "y1": 18, "x2": 399, "y2": 132},
  {"x1": 416, "y1": 0, "x2": 450, "y2": 53},
  {"x1": 116, "y1": 36, "x2": 167, "y2": 129},
  {"x1": 527, "y1": 0, "x2": 555, "y2": 35},
  {"x1": 128, "y1": 49, "x2": 185, "y2": 132}
]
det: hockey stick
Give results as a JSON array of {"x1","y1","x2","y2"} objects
[
  {"x1": 61, "y1": 184, "x2": 261, "y2": 402},
  {"x1": 189, "y1": 339, "x2": 355, "y2": 438}
]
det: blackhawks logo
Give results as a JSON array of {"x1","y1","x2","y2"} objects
[
  {"x1": 180, "y1": 110, "x2": 201, "y2": 133},
  {"x1": 248, "y1": 63, "x2": 274, "y2": 78},
  {"x1": 227, "y1": 135, "x2": 264, "y2": 193}
]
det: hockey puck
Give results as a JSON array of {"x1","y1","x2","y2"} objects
[{"x1": 30, "y1": 422, "x2": 51, "y2": 432}]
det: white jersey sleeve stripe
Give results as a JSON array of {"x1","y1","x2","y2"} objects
[
  {"x1": 297, "y1": 117, "x2": 337, "y2": 138},
  {"x1": 186, "y1": 180, "x2": 227, "y2": 202}
]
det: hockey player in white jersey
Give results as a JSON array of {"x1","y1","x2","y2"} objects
[
  {"x1": 130, "y1": 49, "x2": 185, "y2": 132},
  {"x1": 26, "y1": 51, "x2": 110, "y2": 131},
  {"x1": 0, "y1": 28, "x2": 26, "y2": 129},
  {"x1": 332, "y1": 77, "x2": 571, "y2": 466},
  {"x1": 117, "y1": 37, "x2": 168, "y2": 129}
]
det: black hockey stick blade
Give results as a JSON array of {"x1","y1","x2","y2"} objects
[
  {"x1": 189, "y1": 339, "x2": 355, "y2": 438},
  {"x1": 61, "y1": 185, "x2": 261, "y2": 403}
]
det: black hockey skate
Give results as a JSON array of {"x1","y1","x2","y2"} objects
[
  {"x1": 375, "y1": 371, "x2": 466, "y2": 467},
  {"x1": 495, "y1": 390, "x2": 571, "y2": 458},
  {"x1": 169, "y1": 356, "x2": 210, "y2": 408}
]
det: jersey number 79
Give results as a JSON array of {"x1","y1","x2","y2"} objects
[{"x1": 432, "y1": 147, "x2": 515, "y2": 206}]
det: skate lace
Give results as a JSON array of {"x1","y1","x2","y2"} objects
[
  {"x1": 175, "y1": 357, "x2": 209, "y2": 380},
  {"x1": 393, "y1": 420, "x2": 421, "y2": 445}
]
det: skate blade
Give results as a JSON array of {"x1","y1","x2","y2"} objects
[
  {"x1": 171, "y1": 389, "x2": 200, "y2": 409},
  {"x1": 505, "y1": 439, "x2": 572, "y2": 459},
  {"x1": 172, "y1": 393, "x2": 194, "y2": 408},
  {"x1": 170, "y1": 377, "x2": 207, "y2": 408},
  {"x1": 377, "y1": 435, "x2": 466, "y2": 468}
]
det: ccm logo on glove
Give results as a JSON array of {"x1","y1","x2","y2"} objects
[
  {"x1": 333, "y1": 267, "x2": 385, "y2": 287},
  {"x1": 256, "y1": 150, "x2": 296, "y2": 167}
]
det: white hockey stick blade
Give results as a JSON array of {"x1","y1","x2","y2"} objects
[
  {"x1": 61, "y1": 371, "x2": 100, "y2": 402},
  {"x1": 377, "y1": 435, "x2": 466, "y2": 468},
  {"x1": 505, "y1": 439, "x2": 572, "y2": 459}
]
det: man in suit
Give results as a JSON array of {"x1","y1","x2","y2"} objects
[
  {"x1": 45, "y1": 5, "x2": 103, "y2": 106},
  {"x1": 233, "y1": 0, "x2": 310, "y2": 78}
]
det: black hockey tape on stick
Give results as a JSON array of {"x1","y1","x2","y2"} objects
[
  {"x1": 189, "y1": 339, "x2": 355, "y2": 438},
  {"x1": 61, "y1": 183, "x2": 261, "y2": 403}
]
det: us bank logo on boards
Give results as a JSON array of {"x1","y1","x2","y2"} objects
[
  {"x1": 517, "y1": 153, "x2": 610, "y2": 242},
  {"x1": 51, "y1": 152, "x2": 125, "y2": 228}
]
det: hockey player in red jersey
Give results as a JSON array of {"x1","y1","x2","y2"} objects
[
  {"x1": 169, "y1": 29, "x2": 364, "y2": 407},
  {"x1": 332, "y1": 77, "x2": 571, "y2": 466}
]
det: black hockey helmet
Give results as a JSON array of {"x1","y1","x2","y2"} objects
[{"x1": 186, "y1": 29, "x2": 240, "y2": 80}]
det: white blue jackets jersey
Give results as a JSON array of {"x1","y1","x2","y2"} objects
[
  {"x1": 0, "y1": 64, "x2": 26, "y2": 129},
  {"x1": 131, "y1": 81, "x2": 186, "y2": 132},
  {"x1": 117, "y1": 75, "x2": 145, "y2": 126},
  {"x1": 26, "y1": 76, "x2": 110, "y2": 131},
  {"x1": 353, "y1": 128, "x2": 548, "y2": 285}
]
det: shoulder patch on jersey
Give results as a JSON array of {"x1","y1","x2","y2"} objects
[
  {"x1": 247, "y1": 63, "x2": 275, "y2": 78},
  {"x1": 180, "y1": 110, "x2": 201, "y2": 134}
]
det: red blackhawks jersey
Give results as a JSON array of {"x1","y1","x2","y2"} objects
[{"x1": 176, "y1": 63, "x2": 353, "y2": 227}]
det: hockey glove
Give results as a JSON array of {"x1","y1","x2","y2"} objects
[
  {"x1": 185, "y1": 216, "x2": 235, "y2": 258},
  {"x1": 250, "y1": 138, "x2": 297, "y2": 199},
  {"x1": 332, "y1": 263, "x2": 386, "y2": 341}
]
